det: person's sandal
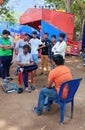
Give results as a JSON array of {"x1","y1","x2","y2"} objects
[
  {"x1": 25, "y1": 87, "x2": 31, "y2": 93},
  {"x1": 32, "y1": 106, "x2": 42, "y2": 116},
  {"x1": 18, "y1": 88, "x2": 23, "y2": 94},
  {"x1": 6, "y1": 77, "x2": 13, "y2": 81},
  {"x1": 30, "y1": 86, "x2": 36, "y2": 91}
]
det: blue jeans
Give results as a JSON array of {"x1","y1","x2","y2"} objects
[
  {"x1": 37, "y1": 87, "x2": 58, "y2": 114},
  {"x1": 32, "y1": 54, "x2": 38, "y2": 65}
]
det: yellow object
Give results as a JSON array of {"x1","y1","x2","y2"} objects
[{"x1": 56, "y1": 9, "x2": 65, "y2": 12}]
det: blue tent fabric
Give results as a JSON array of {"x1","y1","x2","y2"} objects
[
  {"x1": 10, "y1": 24, "x2": 22, "y2": 34},
  {"x1": 0, "y1": 22, "x2": 40, "y2": 37},
  {"x1": 41, "y1": 20, "x2": 66, "y2": 41},
  {"x1": 19, "y1": 25, "x2": 40, "y2": 37}
]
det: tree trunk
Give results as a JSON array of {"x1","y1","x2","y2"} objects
[{"x1": 63, "y1": 0, "x2": 72, "y2": 13}]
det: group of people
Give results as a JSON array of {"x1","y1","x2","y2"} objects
[{"x1": 0, "y1": 29, "x2": 73, "y2": 116}]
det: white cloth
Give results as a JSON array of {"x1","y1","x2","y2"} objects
[
  {"x1": 29, "y1": 38, "x2": 42, "y2": 54},
  {"x1": 17, "y1": 52, "x2": 33, "y2": 64},
  {"x1": 52, "y1": 41, "x2": 67, "y2": 59},
  {"x1": 15, "y1": 39, "x2": 28, "y2": 54}
]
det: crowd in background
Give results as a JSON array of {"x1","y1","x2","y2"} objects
[
  {"x1": 0, "y1": 30, "x2": 67, "y2": 93},
  {"x1": 0, "y1": 29, "x2": 75, "y2": 116}
]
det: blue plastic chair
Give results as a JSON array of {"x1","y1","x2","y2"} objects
[{"x1": 53, "y1": 78, "x2": 82, "y2": 124}]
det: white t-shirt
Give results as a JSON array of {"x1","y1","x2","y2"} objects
[
  {"x1": 15, "y1": 39, "x2": 28, "y2": 54},
  {"x1": 29, "y1": 38, "x2": 42, "y2": 54},
  {"x1": 17, "y1": 52, "x2": 33, "y2": 64},
  {"x1": 52, "y1": 41, "x2": 67, "y2": 59}
]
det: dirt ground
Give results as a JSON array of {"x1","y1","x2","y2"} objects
[{"x1": 0, "y1": 56, "x2": 85, "y2": 130}]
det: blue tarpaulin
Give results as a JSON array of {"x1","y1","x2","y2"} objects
[
  {"x1": 41, "y1": 20, "x2": 66, "y2": 41},
  {"x1": 19, "y1": 25, "x2": 40, "y2": 37},
  {"x1": 0, "y1": 22, "x2": 40, "y2": 37}
]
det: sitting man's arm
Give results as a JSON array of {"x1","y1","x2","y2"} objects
[
  {"x1": 17, "y1": 54, "x2": 25, "y2": 67},
  {"x1": 17, "y1": 61, "x2": 25, "y2": 67},
  {"x1": 17, "y1": 60, "x2": 30, "y2": 67},
  {"x1": 46, "y1": 70, "x2": 55, "y2": 88},
  {"x1": 46, "y1": 80, "x2": 54, "y2": 88}
]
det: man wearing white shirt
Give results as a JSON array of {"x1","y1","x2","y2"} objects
[
  {"x1": 29, "y1": 31, "x2": 42, "y2": 65},
  {"x1": 15, "y1": 34, "x2": 30, "y2": 54},
  {"x1": 17, "y1": 44, "x2": 38, "y2": 93},
  {"x1": 52, "y1": 33, "x2": 66, "y2": 60}
]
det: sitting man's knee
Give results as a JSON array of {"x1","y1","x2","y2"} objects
[{"x1": 39, "y1": 87, "x2": 47, "y2": 94}]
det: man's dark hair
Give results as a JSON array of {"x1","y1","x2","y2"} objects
[
  {"x1": 2, "y1": 30, "x2": 10, "y2": 35},
  {"x1": 44, "y1": 33, "x2": 49, "y2": 36},
  {"x1": 25, "y1": 33, "x2": 30, "y2": 37},
  {"x1": 59, "y1": 33, "x2": 65, "y2": 39},
  {"x1": 53, "y1": 54, "x2": 64, "y2": 65},
  {"x1": 52, "y1": 35, "x2": 56, "y2": 39},
  {"x1": 23, "y1": 44, "x2": 31, "y2": 53},
  {"x1": 32, "y1": 31, "x2": 37, "y2": 35}
]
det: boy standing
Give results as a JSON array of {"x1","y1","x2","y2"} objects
[
  {"x1": 52, "y1": 33, "x2": 66, "y2": 61},
  {"x1": 48, "y1": 35, "x2": 56, "y2": 69},
  {"x1": 41, "y1": 33, "x2": 51, "y2": 75},
  {"x1": 15, "y1": 34, "x2": 30, "y2": 54},
  {"x1": 29, "y1": 31, "x2": 42, "y2": 75},
  {"x1": 29, "y1": 31, "x2": 42, "y2": 65},
  {"x1": 0, "y1": 30, "x2": 13, "y2": 82}
]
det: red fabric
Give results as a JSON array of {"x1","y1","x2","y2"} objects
[
  {"x1": 66, "y1": 38, "x2": 80, "y2": 55},
  {"x1": 19, "y1": 8, "x2": 75, "y2": 39},
  {"x1": 20, "y1": 8, "x2": 42, "y2": 24},
  {"x1": 18, "y1": 72, "x2": 22, "y2": 85},
  {"x1": 18, "y1": 71, "x2": 34, "y2": 85},
  {"x1": 0, "y1": 0, "x2": 2, "y2": 5}
]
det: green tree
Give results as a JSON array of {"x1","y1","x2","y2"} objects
[
  {"x1": 72, "y1": 0, "x2": 85, "y2": 39},
  {"x1": 47, "y1": 0, "x2": 85, "y2": 40},
  {"x1": 0, "y1": 0, "x2": 16, "y2": 24}
]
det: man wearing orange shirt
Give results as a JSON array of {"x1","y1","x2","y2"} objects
[{"x1": 32, "y1": 54, "x2": 72, "y2": 115}]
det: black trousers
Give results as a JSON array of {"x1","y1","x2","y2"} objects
[
  {"x1": 22, "y1": 64, "x2": 38, "y2": 88},
  {"x1": 0, "y1": 56, "x2": 12, "y2": 79}
]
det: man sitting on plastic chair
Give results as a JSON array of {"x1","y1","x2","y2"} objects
[
  {"x1": 32, "y1": 54, "x2": 72, "y2": 115},
  {"x1": 17, "y1": 44, "x2": 38, "y2": 93}
]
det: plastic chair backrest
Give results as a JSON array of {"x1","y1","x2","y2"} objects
[{"x1": 58, "y1": 78, "x2": 82, "y2": 101}]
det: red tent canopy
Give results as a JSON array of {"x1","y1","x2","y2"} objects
[
  {"x1": 19, "y1": 8, "x2": 75, "y2": 39},
  {"x1": 0, "y1": 0, "x2": 2, "y2": 5}
]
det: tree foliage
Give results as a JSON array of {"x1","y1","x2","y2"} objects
[
  {"x1": 0, "y1": 0, "x2": 16, "y2": 24},
  {"x1": 47, "y1": 0, "x2": 85, "y2": 40}
]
